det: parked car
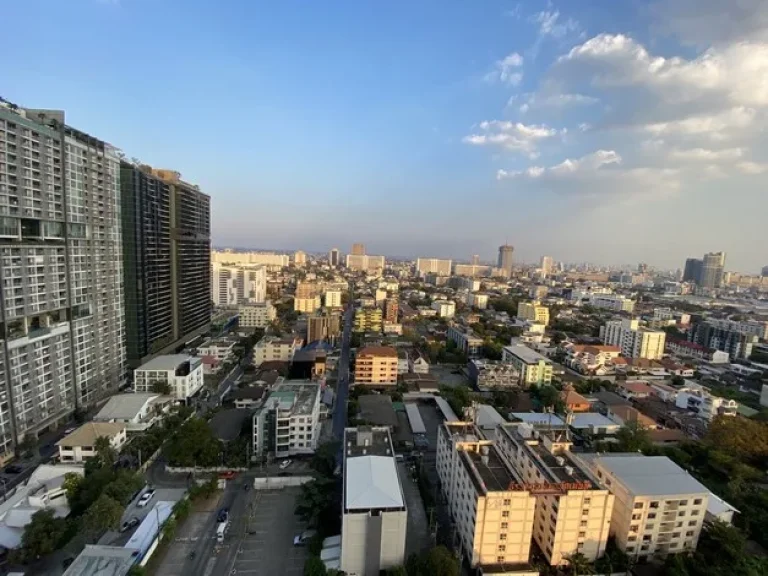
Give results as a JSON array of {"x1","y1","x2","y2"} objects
[
  {"x1": 293, "y1": 529, "x2": 317, "y2": 546},
  {"x1": 120, "y1": 517, "x2": 140, "y2": 533},
  {"x1": 217, "y1": 508, "x2": 229, "y2": 523},
  {"x1": 279, "y1": 459, "x2": 292, "y2": 470},
  {"x1": 137, "y1": 489, "x2": 156, "y2": 508}
]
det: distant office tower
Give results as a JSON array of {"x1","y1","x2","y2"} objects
[
  {"x1": 351, "y1": 243, "x2": 365, "y2": 256},
  {"x1": 210, "y1": 263, "x2": 265, "y2": 307},
  {"x1": 293, "y1": 250, "x2": 307, "y2": 266},
  {"x1": 384, "y1": 298, "x2": 399, "y2": 324},
  {"x1": 497, "y1": 244, "x2": 514, "y2": 277},
  {"x1": 637, "y1": 262, "x2": 648, "y2": 274},
  {"x1": 762, "y1": 266, "x2": 768, "y2": 277},
  {"x1": 415, "y1": 257, "x2": 452, "y2": 277},
  {"x1": 329, "y1": 248, "x2": 340, "y2": 267},
  {"x1": 122, "y1": 164, "x2": 212, "y2": 367},
  {"x1": 682, "y1": 258, "x2": 703, "y2": 284},
  {"x1": 699, "y1": 252, "x2": 725, "y2": 289},
  {"x1": 471, "y1": 254, "x2": 480, "y2": 265},
  {"x1": 540, "y1": 256, "x2": 553, "y2": 275},
  {"x1": 0, "y1": 103, "x2": 127, "y2": 455}
]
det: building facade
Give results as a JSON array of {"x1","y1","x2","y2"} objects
[
  {"x1": 517, "y1": 301, "x2": 550, "y2": 325},
  {"x1": 601, "y1": 319, "x2": 666, "y2": 360},
  {"x1": 384, "y1": 298, "x2": 399, "y2": 324},
  {"x1": 431, "y1": 300, "x2": 456, "y2": 318},
  {"x1": 415, "y1": 258, "x2": 452, "y2": 277},
  {"x1": 238, "y1": 301, "x2": 276, "y2": 329},
  {"x1": 211, "y1": 263, "x2": 265, "y2": 307},
  {"x1": 354, "y1": 347, "x2": 398, "y2": 386},
  {"x1": 0, "y1": 103, "x2": 127, "y2": 457},
  {"x1": 699, "y1": 252, "x2": 725, "y2": 289},
  {"x1": 502, "y1": 344, "x2": 553, "y2": 386},
  {"x1": 211, "y1": 250, "x2": 289, "y2": 270},
  {"x1": 307, "y1": 311, "x2": 341, "y2": 343},
  {"x1": 133, "y1": 354, "x2": 204, "y2": 400},
  {"x1": 353, "y1": 308, "x2": 382, "y2": 333},
  {"x1": 447, "y1": 326, "x2": 483, "y2": 356},
  {"x1": 689, "y1": 320, "x2": 757, "y2": 359},
  {"x1": 122, "y1": 164, "x2": 212, "y2": 367},
  {"x1": 252, "y1": 336, "x2": 302, "y2": 365},
  {"x1": 329, "y1": 248, "x2": 340, "y2": 267},
  {"x1": 497, "y1": 245, "x2": 514, "y2": 277},
  {"x1": 252, "y1": 381, "x2": 321, "y2": 459},
  {"x1": 325, "y1": 290, "x2": 343, "y2": 308},
  {"x1": 346, "y1": 254, "x2": 385, "y2": 273}
]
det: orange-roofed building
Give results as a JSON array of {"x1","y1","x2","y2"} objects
[
  {"x1": 616, "y1": 380, "x2": 654, "y2": 400},
  {"x1": 606, "y1": 405, "x2": 657, "y2": 429},
  {"x1": 561, "y1": 386, "x2": 592, "y2": 413}
]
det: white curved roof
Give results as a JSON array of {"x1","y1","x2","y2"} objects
[{"x1": 345, "y1": 456, "x2": 404, "y2": 510}]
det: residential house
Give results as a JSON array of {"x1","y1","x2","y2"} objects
[{"x1": 57, "y1": 423, "x2": 127, "y2": 463}]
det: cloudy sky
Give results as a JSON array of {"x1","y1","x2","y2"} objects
[{"x1": 3, "y1": 0, "x2": 766, "y2": 272}]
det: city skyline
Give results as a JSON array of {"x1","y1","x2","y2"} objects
[{"x1": 2, "y1": 1, "x2": 767, "y2": 272}]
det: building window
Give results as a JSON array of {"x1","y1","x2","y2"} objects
[
  {"x1": 497, "y1": 556, "x2": 505, "y2": 563},
  {"x1": 501, "y1": 522, "x2": 508, "y2": 530},
  {"x1": 580, "y1": 521, "x2": 588, "y2": 527},
  {"x1": 628, "y1": 536, "x2": 637, "y2": 542},
  {"x1": 679, "y1": 500, "x2": 688, "y2": 506},
  {"x1": 632, "y1": 514, "x2": 642, "y2": 520},
  {"x1": 579, "y1": 531, "x2": 586, "y2": 538},
  {"x1": 503, "y1": 499, "x2": 511, "y2": 505},
  {"x1": 688, "y1": 521, "x2": 697, "y2": 527},
  {"x1": 691, "y1": 510, "x2": 699, "y2": 516},
  {"x1": 499, "y1": 534, "x2": 507, "y2": 541},
  {"x1": 634, "y1": 503, "x2": 644, "y2": 509},
  {"x1": 498, "y1": 545, "x2": 506, "y2": 552},
  {"x1": 648, "y1": 513, "x2": 656, "y2": 519},
  {"x1": 502, "y1": 511, "x2": 509, "y2": 518},
  {"x1": 650, "y1": 501, "x2": 659, "y2": 508},
  {"x1": 686, "y1": 531, "x2": 695, "y2": 537},
  {"x1": 693, "y1": 498, "x2": 703, "y2": 505},
  {"x1": 583, "y1": 497, "x2": 591, "y2": 505}
]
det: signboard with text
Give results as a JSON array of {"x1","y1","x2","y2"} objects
[{"x1": 507, "y1": 481, "x2": 592, "y2": 495}]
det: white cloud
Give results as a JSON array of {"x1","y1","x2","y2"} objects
[
  {"x1": 736, "y1": 161, "x2": 768, "y2": 174},
  {"x1": 485, "y1": 52, "x2": 524, "y2": 85},
  {"x1": 642, "y1": 107, "x2": 756, "y2": 139},
  {"x1": 533, "y1": 10, "x2": 580, "y2": 39},
  {"x1": 668, "y1": 147, "x2": 745, "y2": 162},
  {"x1": 516, "y1": 92, "x2": 599, "y2": 113},
  {"x1": 464, "y1": 121, "x2": 564, "y2": 158}
]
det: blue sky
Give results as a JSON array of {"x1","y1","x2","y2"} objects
[{"x1": 3, "y1": 0, "x2": 767, "y2": 272}]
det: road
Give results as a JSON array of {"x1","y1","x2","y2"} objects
[{"x1": 332, "y1": 304, "x2": 355, "y2": 442}]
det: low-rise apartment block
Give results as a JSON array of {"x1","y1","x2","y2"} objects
[
  {"x1": 341, "y1": 427, "x2": 407, "y2": 575},
  {"x1": 517, "y1": 301, "x2": 550, "y2": 326},
  {"x1": 295, "y1": 295, "x2": 322, "y2": 314},
  {"x1": 354, "y1": 308, "x2": 383, "y2": 333},
  {"x1": 409, "y1": 351, "x2": 430, "y2": 374},
  {"x1": 675, "y1": 389, "x2": 737, "y2": 420},
  {"x1": 601, "y1": 319, "x2": 666, "y2": 360},
  {"x1": 324, "y1": 290, "x2": 343, "y2": 308},
  {"x1": 253, "y1": 336, "x2": 303, "y2": 365},
  {"x1": 468, "y1": 360, "x2": 521, "y2": 391},
  {"x1": 589, "y1": 294, "x2": 635, "y2": 313},
  {"x1": 577, "y1": 454, "x2": 709, "y2": 559},
  {"x1": 133, "y1": 355, "x2": 204, "y2": 400},
  {"x1": 239, "y1": 302, "x2": 276, "y2": 328},
  {"x1": 57, "y1": 422, "x2": 127, "y2": 463},
  {"x1": 431, "y1": 300, "x2": 456, "y2": 318},
  {"x1": 252, "y1": 381, "x2": 322, "y2": 459},
  {"x1": 448, "y1": 326, "x2": 484, "y2": 356},
  {"x1": 502, "y1": 344, "x2": 553, "y2": 386},
  {"x1": 665, "y1": 339, "x2": 729, "y2": 364},
  {"x1": 354, "y1": 347, "x2": 398, "y2": 386},
  {"x1": 197, "y1": 337, "x2": 237, "y2": 362},
  {"x1": 437, "y1": 422, "x2": 538, "y2": 571},
  {"x1": 467, "y1": 293, "x2": 489, "y2": 310},
  {"x1": 494, "y1": 423, "x2": 614, "y2": 566}
]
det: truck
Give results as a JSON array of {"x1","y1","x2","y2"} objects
[{"x1": 216, "y1": 520, "x2": 229, "y2": 543}]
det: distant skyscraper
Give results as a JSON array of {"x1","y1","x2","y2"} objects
[
  {"x1": 122, "y1": 164, "x2": 212, "y2": 367},
  {"x1": 497, "y1": 245, "x2": 514, "y2": 277},
  {"x1": 471, "y1": 254, "x2": 480, "y2": 265},
  {"x1": 699, "y1": 252, "x2": 726, "y2": 289},
  {"x1": 540, "y1": 256, "x2": 554, "y2": 275},
  {"x1": 329, "y1": 248, "x2": 340, "y2": 267},
  {"x1": 637, "y1": 262, "x2": 648, "y2": 274},
  {"x1": 683, "y1": 258, "x2": 703, "y2": 284},
  {"x1": 351, "y1": 243, "x2": 365, "y2": 256},
  {"x1": 293, "y1": 250, "x2": 307, "y2": 266},
  {"x1": 762, "y1": 265, "x2": 768, "y2": 277}
]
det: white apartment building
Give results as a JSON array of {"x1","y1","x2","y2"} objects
[
  {"x1": 577, "y1": 454, "x2": 709, "y2": 559},
  {"x1": 0, "y1": 104, "x2": 126, "y2": 458},
  {"x1": 211, "y1": 250, "x2": 289, "y2": 270},
  {"x1": 253, "y1": 336, "x2": 302, "y2": 365},
  {"x1": 252, "y1": 381, "x2": 322, "y2": 458},
  {"x1": 197, "y1": 338, "x2": 236, "y2": 362},
  {"x1": 238, "y1": 301, "x2": 276, "y2": 328},
  {"x1": 416, "y1": 258, "x2": 452, "y2": 277},
  {"x1": 341, "y1": 427, "x2": 407, "y2": 576},
  {"x1": 409, "y1": 352, "x2": 430, "y2": 374},
  {"x1": 133, "y1": 355, "x2": 204, "y2": 400},
  {"x1": 325, "y1": 290, "x2": 343, "y2": 308},
  {"x1": 437, "y1": 422, "x2": 538, "y2": 571},
  {"x1": 589, "y1": 294, "x2": 635, "y2": 313},
  {"x1": 675, "y1": 389, "x2": 738, "y2": 420},
  {"x1": 467, "y1": 293, "x2": 489, "y2": 310},
  {"x1": 494, "y1": 423, "x2": 614, "y2": 566},
  {"x1": 57, "y1": 422, "x2": 127, "y2": 463},
  {"x1": 294, "y1": 295, "x2": 321, "y2": 314},
  {"x1": 502, "y1": 344, "x2": 553, "y2": 386},
  {"x1": 211, "y1": 262, "x2": 266, "y2": 306},
  {"x1": 601, "y1": 318, "x2": 666, "y2": 360},
  {"x1": 431, "y1": 300, "x2": 456, "y2": 318},
  {"x1": 702, "y1": 318, "x2": 768, "y2": 340}
]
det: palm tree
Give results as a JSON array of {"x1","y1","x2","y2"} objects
[{"x1": 565, "y1": 552, "x2": 591, "y2": 576}]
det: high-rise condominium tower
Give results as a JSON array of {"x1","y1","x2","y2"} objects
[
  {"x1": 0, "y1": 102, "x2": 126, "y2": 456},
  {"x1": 540, "y1": 255, "x2": 553, "y2": 275},
  {"x1": 121, "y1": 164, "x2": 211, "y2": 367},
  {"x1": 329, "y1": 247, "x2": 340, "y2": 267},
  {"x1": 497, "y1": 244, "x2": 514, "y2": 277},
  {"x1": 351, "y1": 243, "x2": 365, "y2": 256},
  {"x1": 699, "y1": 252, "x2": 725, "y2": 289}
]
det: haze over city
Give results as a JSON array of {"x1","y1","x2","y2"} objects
[{"x1": 2, "y1": 0, "x2": 767, "y2": 271}]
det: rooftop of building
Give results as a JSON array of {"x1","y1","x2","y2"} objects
[
  {"x1": 199, "y1": 337, "x2": 237, "y2": 348},
  {"x1": 357, "y1": 346, "x2": 397, "y2": 357},
  {"x1": 587, "y1": 390, "x2": 631, "y2": 407},
  {"x1": 579, "y1": 454, "x2": 709, "y2": 497},
  {"x1": 62, "y1": 545, "x2": 138, "y2": 576},
  {"x1": 344, "y1": 426, "x2": 394, "y2": 458},
  {"x1": 136, "y1": 354, "x2": 196, "y2": 372},
  {"x1": 343, "y1": 427, "x2": 405, "y2": 511},
  {"x1": 229, "y1": 386, "x2": 266, "y2": 401},
  {"x1": 357, "y1": 395, "x2": 399, "y2": 428},
  {"x1": 94, "y1": 393, "x2": 168, "y2": 422},
  {"x1": 508, "y1": 412, "x2": 566, "y2": 427},
  {"x1": 56, "y1": 422, "x2": 125, "y2": 447},
  {"x1": 260, "y1": 380, "x2": 320, "y2": 416},
  {"x1": 569, "y1": 413, "x2": 620, "y2": 429},
  {"x1": 503, "y1": 343, "x2": 552, "y2": 365},
  {"x1": 462, "y1": 445, "x2": 518, "y2": 493}
]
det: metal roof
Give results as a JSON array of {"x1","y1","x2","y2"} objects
[
  {"x1": 136, "y1": 354, "x2": 194, "y2": 371},
  {"x1": 589, "y1": 455, "x2": 709, "y2": 497},
  {"x1": 345, "y1": 455, "x2": 405, "y2": 510},
  {"x1": 509, "y1": 412, "x2": 565, "y2": 427},
  {"x1": 434, "y1": 397, "x2": 460, "y2": 422},
  {"x1": 404, "y1": 403, "x2": 426, "y2": 435},
  {"x1": 569, "y1": 413, "x2": 620, "y2": 429},
  {"x1": 94, "y1": 393, "x2": 160, "y2": 421},
  {"x1": 63, "y1": 545, "x2": 138, "y2": 576}
]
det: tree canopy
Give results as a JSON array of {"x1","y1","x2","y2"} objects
[
  {"x1": 15, "y1": 509, "x2": 68, "y2": 562},
  {"x1": 83, "y1": 494, "x2": 124, "y2": 535},
  {"x1": 405, "y1": 546, "x2": 460, "y2": 576},
  {"x1": 165, "y1": 417, "x2": 222, "y2": 467}
]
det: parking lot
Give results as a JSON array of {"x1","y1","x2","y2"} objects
[{"x1": 223, "y1": 488, "x2": 308, "y2": 576}]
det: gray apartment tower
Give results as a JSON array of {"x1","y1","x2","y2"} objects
[
  {"x1": 0, "y1": 101, "x2": 126, "y2": 458},
  {"x1": 121, "y1": 164, "x2": 210, "y2": 367},
  {"x1": 497, "y1": 244, "x2": 514, "y2": 277}
]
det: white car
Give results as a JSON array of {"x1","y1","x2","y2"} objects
[
  {"x1": 279, "y1": 459, "x2": 292, "y2": 470},
  {"x1": 293, "y1": 529, "x2": 317, "y2": 546},
  {"x1": 137, "y1": 489, "x2": 156, "y2": 508}
]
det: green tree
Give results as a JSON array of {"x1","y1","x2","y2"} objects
[
  {"x1": 615, "y1": 420, "x2": 651, "y2": 453},
  {"x1": 63, "y1": 472, "x2": 83, "y2": 505},
  {"x1": 16, "y1": 509, "x2": 68, "y2": 562},
  {"x1": 83, "y1": 494, "x2": 124, "y2": 536},
  {"x1": 406, "y1": 546, "x2": 460, "y2": 576},
  {"x1": 127, "y1": 566, "x2": 147, "y2": 576},
  {"x1": 165, "y1": 417, "x2": 222, "y2": 467},
  {"x1": 103, "y1": 472, "x2": 144, "y2": 505},
  {"x1": 303, "y1": 556, "x2": 327, "y2": 576},
  {"x1": 565, "y1": 552, "x2": 591, "y2": 576},
  {"x1": 151, "y1": 380, "x2": 172, "y2": 395},
  {"x1": 706, "y1": 416, "x2": 768, "y2": 466},
  {"x1": 93, "y1": 436, "x2": 118, "y2": 469},
  {"x1": 385, "y1": 566, "x2": 408, "y2": 576},
  {"x1": 295, "y1": 476, "x2": 337, "y2": 527}
]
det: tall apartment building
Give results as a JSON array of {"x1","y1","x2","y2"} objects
[
  {"x1": 121, "y1": 165, "x2": 211, "y2": 367},
  {"x1": 431, "y1": 300, "x2": 456, "y2": 318},
  {"x1": 252, "y1": 381, "x2": 321, "y2": 459},
  {"x1": 0, "y1": 103, "x2": 126, "y2": 455},
  {"x1": 353, "y1": 308, "x2": 382, "y2": 333},
  {"x1": 497, "y1": 245, "x2": 514, "y2": 277},
  {"x1": 329, "y1": 248, "x2": 340, "y2": 267},
  {"x1": 577, "y1": 454, "x2": 709, "y2": 559},
  {"x1": 689, "y1": 320, "x2": 758, "y2": 359},
  {"x1": 447, "y1": 326, "x2": 484, "y2": 356},
  {"x1": 502, "y1": 344, "x2": 553, "y2": 386},
  {"x1": 324, "y1": 290, "x2": 343, "y2": 308},
  {"x1": 351, "y1": 243, "x2": 365, "y2": 256},
  {"x1": 454, "y1": 264, "x2": 491, "y2": 277},
  {"x1": 346, "y1": 254, "x2": 385, "y2": 273},
  {"x1": 600, "y1": 319, "x2": 666, "y2": 360},
  {"x1": 540, "y1": 256, "x2": 554, "y2": 275},
  {"x1": 293, "y1": 250, "x2": 307, "y2": 266},
  {"x1": 415, "y1": 257, "x2": 452, "y2": 277},
  {"x1": 307, "y1": 311, "x2": 341, "y2": 343},
  {"x1": 517, "y1": 301, "x2": 550, "y2": 326},
  {"x1": 384, "y1": 298, "x2": 399, "y2": 324},
  {"x1": 341, "y1": 426, "x2": 407, "y2": 576},
  {"x1": 238, "y1": 302, "x2": 276, "y2": 329},
  {"x1": 494, "y1": 423, "x2": 614, "y2": 566},
  {"x1": 699, "y1": 252, "x2": 725, "y2": 289},
  {"x1": 354, "y1": 347, "x2": 398, "y2": 386},
  {"x1": 211, "y1": 263, "x2": 265, "y2": 307},
  {"x1": 682, "y1": 258, "x2": 702, "y2": 284},
  {"x1": 437, "y1": 422, "x2": 538, "y2": 570}
]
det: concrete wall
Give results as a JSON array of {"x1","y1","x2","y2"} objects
[{"x1": 252, "y1": 476, "x2": 313, "y2": 489}]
